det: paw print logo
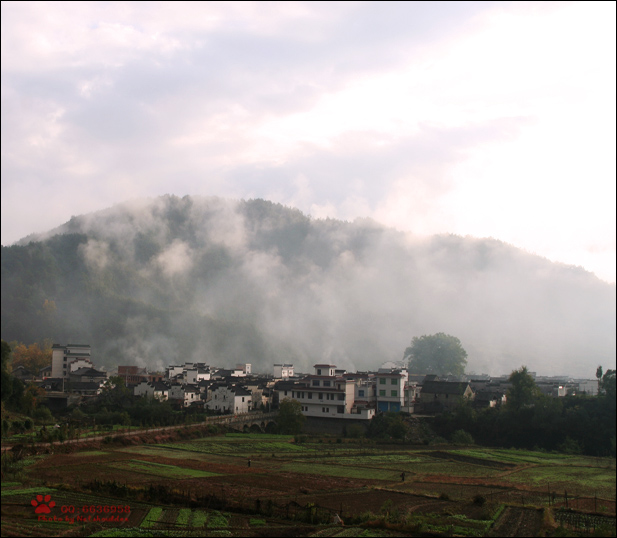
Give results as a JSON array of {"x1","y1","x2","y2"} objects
[{"x1": 31, "y1": 494, "x2": 55, "y2": 514}]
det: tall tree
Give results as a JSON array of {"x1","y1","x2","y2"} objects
[
  {"x1": 277, "y1": 398, "x2": 305, "y2": 434},
  {"x1": 507, "y1": 366, "x2": 539, "y2": 410},
  {"x1": 404, "y1": 333, "x2": 467, "y2": 376}
]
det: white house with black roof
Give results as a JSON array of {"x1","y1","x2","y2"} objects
[
  {"x1": 275, "y1": 364, "x2": 374, "y2": 420},
  {"x1": 206, "y1": 383, "x2": 252, "y2": 414}
]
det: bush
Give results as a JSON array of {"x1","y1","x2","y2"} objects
[
  {"x1": 473, "y1": 495, "x2": 486, "y2": 506},
  {"x1": 33, "y1": 406, "x2": 53, "y2": 423},
  {"x1": 451, "y1": 429, "x2": 474, "y2": 445}
]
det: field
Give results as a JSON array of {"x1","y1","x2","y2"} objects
[{"x1": 1, "y1": 432, "x2": 615, "y2": 537}]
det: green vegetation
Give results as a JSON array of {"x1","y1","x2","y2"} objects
[
  {"x1": 404, "y1": 332, "x2": 468, "y2": 376},
  {"x1": 206, "y1": 511, "x2": 228, "y2": 528},
  {"x1": 1, "y1": 486, "x2": 56, "y2": 497},
  {"x1": 1, "y1": 434, "x2": 614, "y2": 538},
  {"x1": 107, "y1": 459, "x2": 219, "y2": 479},
  {"x1": 431, "y1": 365, "x2": 617, "y2": 457},
  {"x1": 191, "y1": 509, "x2": 208, "y2": 527},
  {"x1": 276, "y1": 398, "x2": 305, "y2": 435},
  {"x1": 140, "y1": 507, "x2": 163, "y2": 528},
  {"x1": 279, "y1": 462, "x2": 401, "y2": 480},
  {"x1": 176, "y1": 508, "x2": 192, "y2": 526},
  {"x1": 92, "y1": 530, "x2": 154, "y2": 537}
]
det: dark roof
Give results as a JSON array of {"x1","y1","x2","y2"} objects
[
  {"x1": 475, "y1": 389, "x2": 506, "y2": 399},
  {"x1": 421, "y1": 381, "x2": 471, "y2": 395},
  {"x1": 70, "y1": 381, "x2": 102, "y2": 391},
  {"x1": 70, "y1": 367, "x2": 106, "y2": 377},
  {"x1": 151, "y1": 381, "x2": 170, "y2": 391},
  {"x1": 274, "y1": 381, "x2": 299, "y2": 390}
]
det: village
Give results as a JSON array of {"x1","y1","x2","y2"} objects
[{"x1": 15, "y1": 343, "x2": 600, "y2": 423}]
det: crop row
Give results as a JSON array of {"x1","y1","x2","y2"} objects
[{"x1": 107, "y1": 459, "x2": 218, "y2": 479}]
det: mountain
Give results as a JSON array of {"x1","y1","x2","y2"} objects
[{"x1": 2, "y1": 195, "x2": 615, "y2": 377}]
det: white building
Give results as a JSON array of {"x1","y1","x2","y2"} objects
[
  {"x1": 51, "y1": 343, "x2": 92, "y2": 379},
  {"x1": 274, "y1": 363, "x2": 294, "y2": 379},
  {"x1": 376, "y1": 370, "x2": 408, "y2": 413},
  {"x1": 277, "y1": 364, "x2": 374, "y2": 420},
  {"x1": 134, "y1": 380, "x2": 169, "y2": 401},
  {"x1": 206, "y1": 384, "x2": 252, "y2": 414}
]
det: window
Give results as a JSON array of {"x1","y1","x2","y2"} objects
[
  {"x1": 312, "y1": 380, "x2": 320, "y2": 386},
  {"x1": 317, "y1": 369, "x2": 322, "y2": 375},
  {"x1": 379, "y1": 378, "x2": 386, "y2": 385},
  {"x1": 338, "y1": 394, "x2": 344, "y2": 400},
  {"x1": 379, "y1": 390, "x2": 386, "y2": 396},
  {"x1": 319, "y1": 393, "x2": 323, "y2": 399},
  {"x1": 323, "y1": 380, "x2": 331, "y2": 387},
  {"x1": 391, "y1": 378, "x2": 397, "y2": 385},
  {"x1": 308, "y1": 393, "x2": 313, "y2": 399},
  {"x1": 337, "y1": 406, "x2": 345, "y2": 414},
  {"x1": 242, "y1": 397, "x2": 245, "y2": 402},
  {"x1": 359, "y1": 390, "x2": 365, "y2": 397},
  {"x1": 391, "y1": 390, "x2": 397, "y2": 397}
]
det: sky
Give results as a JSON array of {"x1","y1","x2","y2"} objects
[{"x1": 1, "y1": 1, "x2": 615, "y2": 284}]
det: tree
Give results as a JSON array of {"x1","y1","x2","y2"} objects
[
  {"x1": 1, "y1": 340, "x2": 12, "y2": 402},
  {"x1": 507, "y1": 366, "x2": 539, "y2": 410},
  {"x1": 599, "y1": 369, "x2": 616, "y2": 400},
  {"x1": 277, "y1": 398, "x2": 305, "y2": 434},
  {"x1": 404, "y1": 333, "x2": 467, "y2": 376},
  {"x1": 11, "y1": 341, "x2": 52, "y2": 376}
]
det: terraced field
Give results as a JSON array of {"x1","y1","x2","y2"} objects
[{"x1": 1, "y1": 433, "x2": 614, "y2": 536}]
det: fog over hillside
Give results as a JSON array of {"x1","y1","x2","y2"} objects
[{"x1": 2, "y1": 195, "x2": 615, "y2": 377}]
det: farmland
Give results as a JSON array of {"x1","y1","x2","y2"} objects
[{"x1": 1, "y1": 431, "x2": 615, "y2": 537}]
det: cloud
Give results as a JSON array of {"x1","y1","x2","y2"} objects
[{"x1": 1, "y1": 1, "x2": 614, "y2": 284}]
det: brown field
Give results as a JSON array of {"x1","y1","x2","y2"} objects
[{"x1": 2, "y1": 433, "x2": 615, "y2": 537}]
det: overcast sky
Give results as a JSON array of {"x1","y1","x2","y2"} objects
[{"x1": 2, "y1": 1, "x2": 615, "y2": 283}]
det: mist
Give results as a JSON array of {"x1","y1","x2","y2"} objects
[{"x1": 4, "y1": 195, "x2": 615, "y2": 378}]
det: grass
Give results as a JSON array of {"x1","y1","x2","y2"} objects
[
  {"x1": 279, "y1": 462, "x2": 401, "y2": 480},
  {"x1": 176, "y1": 507, "x2": 192, "y2": 525},
  {"x1": 207, "y1": 511, "x2": 228, "y2": 528},
  {"x1": 191, "y1": 509, "x2": 208, "y2": 527},
  {"x1": 140, "y1": 507, "x2": 163, "y2": 528},
  {"x1": 502, "y1": 465, "x2": 616, "y2": 497},
  {"x1": 225, "y1": 433, "x2": 293, "y2": 440},
  {"x1": 1, "y1": 486, "x2": 56, "y2": 497},
  {"x1": 107, "y1": 459, "x2": 219, "y2": 479},
  {"x1": 158, "y1": 440, "x2": 309, "y2": 454}
]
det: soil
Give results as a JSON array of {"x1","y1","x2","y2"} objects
[{"x1": 487, "y1": 506, "x2": 545, "y2": 537}]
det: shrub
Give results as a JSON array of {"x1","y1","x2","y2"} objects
[
  {"x1": 473, "y1": 494, "x2": 486, "y2": 506},
  {"x1": 451, "y1": 429, "x2": 474, "y2": 445}
]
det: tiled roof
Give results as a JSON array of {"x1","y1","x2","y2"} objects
[{"x1": 421, "y1": 381, "x2": 471, "y2": 395}]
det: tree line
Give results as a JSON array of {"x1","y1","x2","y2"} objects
[{"x1": 430, "y1": 366, "x2": 616, "y2": 457}]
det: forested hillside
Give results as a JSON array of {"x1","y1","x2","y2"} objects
[{"x1": 2, "y1": 195, "x2": 614, "y2": 376}]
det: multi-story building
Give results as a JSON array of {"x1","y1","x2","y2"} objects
[
  {"x1": 375, "y1": 369, "x2": 408, "y2": 412},
  {"x1": 274, "y1": 364, "x2": 294, "y2": 379},
  {"x1": 276, "y1": 364, "x2": 374, "y2": 420},
  {"x1": 206, "y1": 383, "x2": 252, "y2": 414},
  {"x1": 51, "y1": 343, "x2": 92, "y2": 379}
]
